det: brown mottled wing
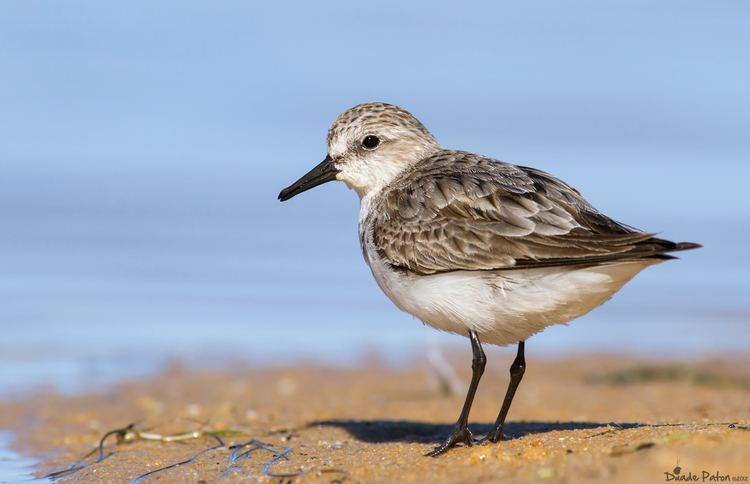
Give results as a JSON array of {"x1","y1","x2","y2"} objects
[{"x1": 371, "y1": 151, "x2": 686, "y2": 275}]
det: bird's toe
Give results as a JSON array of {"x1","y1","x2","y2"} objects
[{"x1": 424, "y1": 425, "x2": 474, "y2": 457}]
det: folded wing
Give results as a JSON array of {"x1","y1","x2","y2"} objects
[{"x1": 371, "y1": 151, "x2": 697, "y2": 275}]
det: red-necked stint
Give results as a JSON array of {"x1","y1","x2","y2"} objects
[{"x1": 278, "y1": 102, "x2": 700, "y2": 456}]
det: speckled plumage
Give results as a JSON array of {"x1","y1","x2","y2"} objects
[
  {"x1": 281, "y1": 102, "x2": 699, "y2": 345},
  {"x1": 317, "y1": 102, "x2": 698, "y2": 345},
  {"x1": 278, "y1": 102, "x2": 700, "y2": 456},
  {"x1": 368, "y1": 149, "x2": 688, "y2": 275}
]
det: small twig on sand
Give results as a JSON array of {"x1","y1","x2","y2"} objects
[
  {"x1": 426, "y1": 338, "x2": 465, "y2": 396},
  {"x1": 43, "y1": 423, "x2": 302, "y2": 482},
  {"x1": 43, "y1": 423, "x2": 137, "y2": 479},
  {"x1": 223, "y1": 438, "x2": 299, "y2": 479},
  {"x1": 129, "y1": 437, "x2": 226, "y2": 484},
  {"x1": 43, "y1": 447, "x2": 98, "y2": 480}
]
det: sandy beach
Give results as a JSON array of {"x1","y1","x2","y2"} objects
[{"x1": 2, "y1": 354, "x2": 749, "y2": 483}]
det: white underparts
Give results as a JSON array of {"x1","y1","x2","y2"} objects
[{"x1": 361, "y1": 214, "x2": 658, "y2": 346}]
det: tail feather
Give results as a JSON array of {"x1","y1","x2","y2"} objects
[
  {"x1": 635, "y1": 238, "x2": 701, "y2": 261},
  {"x1": 672, "y1": 241, "x2": 703, "y2": 251},
  {"x1": 646, "y1": 238, "x2": 702, "y2": 253}
]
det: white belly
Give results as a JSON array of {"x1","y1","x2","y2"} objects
[{"x1": 364, "y1": 241, "x2": 658, "y2": 346}]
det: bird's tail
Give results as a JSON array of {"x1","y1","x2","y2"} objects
[
  {"x1": 671, "y1": 241, "x2": 703, "y2": 251},
  {"x1": 642, "y1": 239, "x2": 702, "y2": 261}
]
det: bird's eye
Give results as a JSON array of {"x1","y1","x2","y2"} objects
[{"x1": 361, "y1": 135, "x2": 380, "y2": 150}]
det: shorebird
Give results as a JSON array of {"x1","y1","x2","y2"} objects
[{"x1": 278, "y1": 102, "x2": 700, "y2": 456}]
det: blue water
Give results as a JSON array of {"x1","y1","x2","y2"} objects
[
  {"x1": 0, "y1": 0, "x2": 749, "y2": 399},
  {"x1": 0, "y1": 432, "x2": 39, "y2": 484}
]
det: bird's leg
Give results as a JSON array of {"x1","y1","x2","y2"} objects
[
  {"x1": 487, "y1": 340, "x2": 526, "y2": 443},
  {"x1": 425, "y1": 330, "x2": 486, "y2": 457}
]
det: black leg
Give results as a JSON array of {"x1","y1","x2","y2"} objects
[
  {"x1": 487, "y1": 340, "x2": 526, "y2": 443},
  {"x1": 426, "y1": 330, "x2": 486, "y2": 457}
]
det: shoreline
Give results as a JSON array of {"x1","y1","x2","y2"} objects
[{"x1": 1, "y1": 355, "x2": 749, "y2": 482}]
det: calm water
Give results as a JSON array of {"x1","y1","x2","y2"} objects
[
  {"x1": 0, "y1": 431, "x2": 40, "y2": 484},
  {"x1": 1, "y1": 0, "x2": 749, "y2": 398}
]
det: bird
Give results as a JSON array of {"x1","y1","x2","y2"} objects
[{"x1": 277, "y1": 102, "x2": 700, "y2": 457}]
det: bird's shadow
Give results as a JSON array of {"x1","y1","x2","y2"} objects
[{"x1": 308, "y1": 419, "x2": 641, "y2": 444}]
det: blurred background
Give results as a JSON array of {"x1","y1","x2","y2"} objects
[{"x1": 1, "y1": 0, "x2": 748, "y2": 395}]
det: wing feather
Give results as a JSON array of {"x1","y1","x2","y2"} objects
[{"x1": 371, "y1": 151, "x2": 684, "y2": 275}]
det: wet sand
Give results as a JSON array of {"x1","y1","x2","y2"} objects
[{"x1": 2, "y1": 354, "x2": 749, "y2": 483}]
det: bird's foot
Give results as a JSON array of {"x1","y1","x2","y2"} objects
[
  {"x1": 486, "y1": 426, "x2": 505, "y2": 443},
  {"x1": 425, "y1": 424, "x2": 474, "y2": 457}
]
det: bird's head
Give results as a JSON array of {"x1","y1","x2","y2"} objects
[{"x1": 278, "y1": 102, "x2": 440, "y2": 201}]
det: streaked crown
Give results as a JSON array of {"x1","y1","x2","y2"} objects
[
  {"x1": 327, "y1": 103, "x2": 440, "y2": 197},
  {"x1": 327, "y1": 103, "x2": 435, "y2": 150}
]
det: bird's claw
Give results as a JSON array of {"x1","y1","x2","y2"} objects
[
  {"x1": 425, "y1": 425, "x2": 474, "y2": 457},
  {"x1": 486, "y1": 427, "x2": 505, "y2": 443}
]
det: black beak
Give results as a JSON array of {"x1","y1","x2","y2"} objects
[{"x1": 278, "y1": 155, "x2": 340, "y2": 201}]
